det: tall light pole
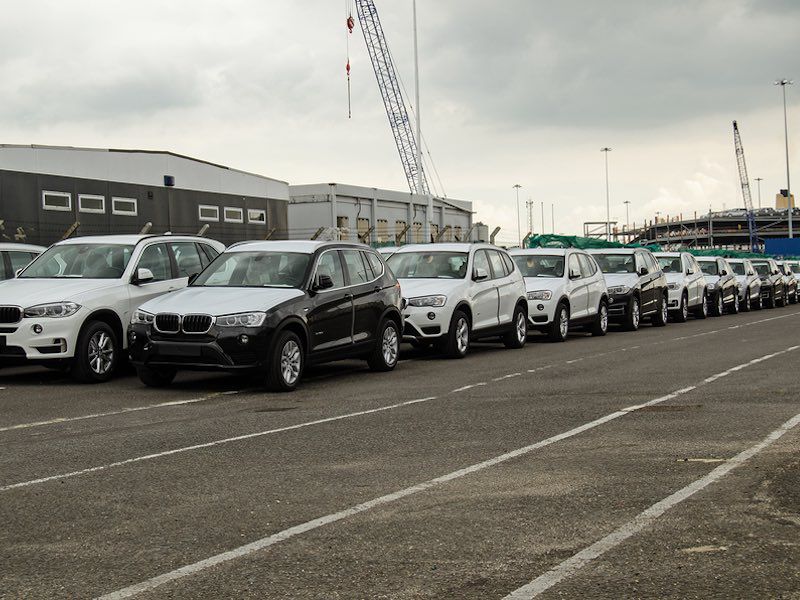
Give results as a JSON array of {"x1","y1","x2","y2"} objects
[
  {"x1": 623, "y1": 200, "x2": 631, "y2": 238},
  {"x1": 413, "y1": 0, "x2": 432, "y2": 242},
  {"x1": 775, "y1": 79, "x2": 793, "y2": 238},
  {"x1": 513, "y1": 184, "x2": 522, "y2": 246},
  {"x1": 551, "y1": 203, "x2": 554, "y2": 234},
  {"x1": 754, "y1": 177, "x2": 764, "y2": 209},
  {"x1": 601, "y1": 148, "x2": 612, "y2": 240}
]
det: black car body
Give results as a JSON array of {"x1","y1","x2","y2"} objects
[
  {"x1": 777, "y1": 261, "x2": 798, "y2": 304},
  {"x1": 751, "y1": 258, "x2": 785, "y2": 309},
  {"x1": 128, "y1": 241, "x2": 403, "y2": 391},
  {"x1": 696, "y1": 256, "x2": 739, "y2": 316}
]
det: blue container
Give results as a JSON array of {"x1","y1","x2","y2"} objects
[{"x1": 765, "y1": 238, "x2": 800, "y2": 257}]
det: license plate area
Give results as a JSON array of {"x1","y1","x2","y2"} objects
[{"x1": 159, "y1": 343, "x2": 201, "y2": 357}]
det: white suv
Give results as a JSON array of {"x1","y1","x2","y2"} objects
[
  {"x1": 0, "y1": 243, "x2": 45, "y2": 281},
  {"x1": 653, "y1": 252, "x2": 708, "y2": 321},
  {"x1": 386, "y1": 243, "x2": 528, "y2": 358},
  {"x1": 0, "y1": 235, "x2": 224, "y2": 382},
  {"x1": 727, "y1": 258, "x2": 761, "y2": 311},
  {"x1": 509, "y1": 248, "x2": 608, "y2": 341}
]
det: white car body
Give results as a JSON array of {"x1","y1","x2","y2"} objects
[
  {"x1": 0, "y1": 243, "x2": 45, "y2": 281},
  {"x1": 508, "y1": 248, "x2": 608, "y2": 338},
  {"x1": 387, "y1": 243, "x2": 527, "y2": 355},
  {"x1": 653, "y1": 252, "x2": 706, "y2": 315},
  {"x1": 0, "y1": 234, "x2": 224, "y2": 380},
  {"x1": 726, "y1": 258, "x2": 761, "y2": 308}
]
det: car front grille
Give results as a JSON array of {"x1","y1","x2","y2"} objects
[
  {"x1": 155, "y1": 313, "x2": 181, "y2": 333},
  {"x1": 182, "y1": 314, "x2": 213, "y2": 334},
  {"x1": 0, "y1": 306, "x2": 21, "y2": 324}
]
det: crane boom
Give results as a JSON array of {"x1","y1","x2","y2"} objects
[
  {"x1": 733, "y1": 120, "x2": 759, "y2": 252},
  {"x1": 355, "y1": 0, "x2": 430, "y2": 196}
]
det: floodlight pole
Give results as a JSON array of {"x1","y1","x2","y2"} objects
[
  {"x1": 601, "y1": 147, "x2": 612, "y2": 240},
  {"x1": 775, "y1": 79, "x2": 793, "y2": 237}
]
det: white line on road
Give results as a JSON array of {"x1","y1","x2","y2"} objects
[
  {"x1": 501, "y1": 410, "x2": 800, "y2": 599},
  {"x1": 93, "y1": 345, "x2": 799, "y2": 599},
  {"x1": 451, "y1": 382, "x2": 487, "y2": 393},
  {"x1": 492, "y1": 373, "x2": 522, "y2": 381}
]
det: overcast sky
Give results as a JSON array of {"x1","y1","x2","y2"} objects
[{"x1": 1, "y1": 0, "x2": 797, "y2": 243}]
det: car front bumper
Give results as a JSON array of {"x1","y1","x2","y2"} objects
[
  {"x1": 666, "y1": 287, "x2": 682, "y2": 310},
  {"x1": 0, "y1": 311, "x2": 83, "y2": 363},
  {"x1": 607, "y1": 292, "x2": 633, "y2": 319},
  {"x1": 524, "y1": 298, "x2": 557, "y2": 328},
  {"x1": 401, "y1": 305, "x2": 454, "y2": 340}
]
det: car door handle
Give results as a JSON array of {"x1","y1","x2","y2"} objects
[
  {"x1": 373, "y1": 285, "x2": 382, "y2": 292},
  {"x1": 344, "y1": 293, "x2": 353, "y2": 300}
]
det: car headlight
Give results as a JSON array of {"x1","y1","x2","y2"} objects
[
  {"x1": 216, "y1": 312, "x2": 267, "y2": 327},
  {"x1": 131, "y1": 309, "x2": 155, "y2": 325},
  {"x1": 407, "y1": 295, "x2": 447, "y2": 308},
  {"x1": 667, "y1": 283, "x2": 680, "y2": 290},
  {"x1": 526, "y1": 290, "x2": 552, "y2": 301},
  {"x1": 23, "y1": 302, "x2": 81, "y2": 318},
  {"x1": 607, "y1": 286, "x2": 631, "y2": 295},
  {"x1": 707, "y1": 282, "x2": 716, "y2": 290}
]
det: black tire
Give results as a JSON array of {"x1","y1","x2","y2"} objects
[
  {"x1": 740, "y1": 288, "x2": 751, "y2": 312},
  {"x1": 266, "y1": 330, "x2": 304, "y2": 392},
  {"x1": 652, "y1": 293, "x2": 668, "y2": 327},
  {"x1": 710, "y1": 291, "x2": 724, "y2": 317},
  {"x1": 764, "y1": 289, "x2": 775, "y2": 309},
  {"x1": 728, "y1": 289, "x2": 740, "y2": 314},
  {"x1": 591, "y1": 300, "x2": 609, "y2": 336},
  {"x1": 70, "y1": 320, "x2": 119, "y2": 383},
  {"x1": 776, "y1": 291, "x2": 785, "y2": 308},
  {"x1": 136, "y1": 365, "x2": 177, "y2": 388},
  {"x1": 442, "y1": 310, "x2": 470, "y2": 358},
  {"x1": 503, "y1": 304, "x2": 528, "y2": 349},
  {"x1": 623, "y1": 296, "x2": 641, "y2": 331},
  {"x1": 367, "y1": 319, "x2": 400, "y2": 371},
  {"x1": 674, "y1": 292, "x2": 689, "y2": 323},
  {"x1": 752, "y1": 293, "x2": 762, "y2": 310},
  {"x1": 790, "y1": 289, "x2": 798, "y2": 305},
  {"x1": 548, "y1": 302, "x2": 569, "y2": 342},
  {"x1": 694, "y1": 292, "x2": 709, "y2": 319}
]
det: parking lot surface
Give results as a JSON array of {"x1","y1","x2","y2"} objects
[{"x1": 1, "y1": 308, "x2": 799, "y2": 599}]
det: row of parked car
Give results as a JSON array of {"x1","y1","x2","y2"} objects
[{"x1": 0, "y1": 235, "x2": 798, "y2": 391}]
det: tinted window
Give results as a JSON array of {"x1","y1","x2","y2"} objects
[
  {"x1": 646, "y1": 253, "x2": 660, "y2": 273},
  {"x1": 200, "y1": 244, "x2": 220, "y2": 264},
  {"x1": 365, "y1": 251, "x2": 384, "y2": 277},
  {"x1": 170, "y1": 242, "x2": 204, "y2": 278},
  {"x1": 729, "y1": 262, "x2": 746, "y2": 276},
  {"x1": 513, "y1": 254, "x2": 564, "y2": 278},
  {"x1": 342, "y1": 249, "x2": 371, "y2": 284},
  {"x1": 472, "y1": 250, "x2": 491, "y2": 278},
  {"x1": 21, "y1": 244, "x2": 133, "y2": 279},
  {"x1": 8, "y1": 251, "x2": 36, "y2": 274},
  {"x1": 698, "y1": 260, "x2": 718, "y2": 276},
  {"x1": 577, "y1": 253, "x2": 597, "y2": 277},
  {"x1": 593, "y1": 253, "x2": 636, "y2": 274},
  {"x1": 488, "y1": 251, "x2": 505, "y2": 279},
  {"x1": 137, "y1": 244, "x2": 172, "y2": 282},
  {"x1": 387, "y1": 252, "x2": 469, "y2": 279},
  {"x1": 657, "y1": 256, "x2": 682, "y2": 273},
  {"x1": 315, "y1": 251, "x2": 346, "y2": 288}
]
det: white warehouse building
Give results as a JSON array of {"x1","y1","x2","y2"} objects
[{"x1": 288, "y1": 183, "x2": 477, "y2": 244}]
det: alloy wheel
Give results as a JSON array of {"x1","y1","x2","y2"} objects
[
  {"x1": 717, "y1": 293, "x2": 723, "y2": 314},
  {"x1": 280, "y1": 340, "x2": 302, "y2": 385},
  {"x1": 632, "y1": 299, "x2": 640, "y2": 329},
  {"x1": 559, "y1": 308, "x2": 569, "y2": 339},
  {"x1": 681, "y1": 296, "x2": 688, "y2": 320},
  {"x1": 382, "y1": 325, "x2": 399, "y2": 366},
  {"x1": 662, "y1": 298, "x2": 668, "y2": 323},
  {"x1": 455, "y1": 317, "x2": 469, "y2": 355},
  {"x1": 599, "y1": 304, "x2": 608, "y2": 333},
  {"x1": 702, "y1": 294, "x2": 708, "y2": 317},
  {"x1": 88, "y1": 331, "x2": 114, "y2": 375},
  {"x1": 515, "y1": 311, "x2": 527, "y2": 343}
]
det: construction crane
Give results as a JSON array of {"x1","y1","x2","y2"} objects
[
  {"x1": 732, "y1": 120, "x2": 759, "y2": 253},
  {"x1": 353, "y1": 0, "x2": 430, "y2": 196}
]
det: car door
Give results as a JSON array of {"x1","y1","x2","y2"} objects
[
  {"x1": 169, "y1": 241, "x2": 205, "y2": 281},
  {"x1": 489, "y1": 250, "x2": 516, "y2": 325},
  {"x1": 306, "y1": 249, "x2": 354, "y2": 352},
  {"x1": 470, "y1": 249, "x2": 500, "y2": 331},
  {"x1": 341, "y1": 249, "x2": 380, "y2": 344},
  {"x1": 683, "y1": 255, "x2": 700, "y2": 305},
  {"x1": 566, "y1": 252, "x2": 589, "y2": 319},
  {"x1": 718, "y1": 259, "x2": 733, "y2": 302},
  {"x1": 127, "y1": 243, "x2": 181, "y2": 324},
  {"x1": 577, "y1": 252, "x2": 602, "y2": 316},
  {"x1": 635, "y1": 252, "x2": 655, "y2": 313}
]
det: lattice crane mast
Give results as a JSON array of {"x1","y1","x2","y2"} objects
[{"x1": 732, "y1": 120, "x2": 759, "y2": 252}]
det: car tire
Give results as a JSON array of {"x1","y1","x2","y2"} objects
[
  {"x1": 728, "y1": 290, "x2": 740, "y2": 314},
  {"x1": 442, "y1": 310, "x2": 470, "y2": 358},
  {"x1": 740, "y1": 289, "x2": 751, "y2": 312},
  {"x1": 623, "y1": 296, "x2": 641, "y2": 331},
  {"x1": 548, "y1": 302, "x2": 569, "y2": 342},
  {"x1": 710, "y1": 291, "x2": 724, "y2": 317},
  {"x1": 71, "y1": 320, "x2": 119, "y2": 383},
  {"x1": 137, "y1": 365, "x2": 177, "y2": 388},
  {"x1": 776, "y1": 291, "x2": 785, "y2": 307},
  {"x1": 591, "y1": 300, "x2": 609, "y2": 336},
  {"x1": 674, "y1": 292, "x2": 689, "y2": 323},
  {"x1": 503, "y1": 304, "x2": 528, "y2": 349},
  {"x1": 752, "y1": 294, "x2": 762, "y2": 310},
  {"x1": 694, "y1": 292, "x2": 708, "y2": 319},
  {"x1": 266, "y1": 330, "x2": 304, "y2": 392},
  {"x1": 367, "y1": 319, "x2": 400, "y2": 371},
  {"x1": 652, "y1": 293, "x2": 668, "y2": 327},
  {"x1": 791, "y1": 289, "x2": 798, "y2": 305}
]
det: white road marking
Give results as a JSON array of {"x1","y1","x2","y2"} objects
[
  {"x1": 451, "y1": 382, "x2": 487, "y2": 393},
  {"x1": 492, "y1": 373, "x2": 521, "y2": 381},
  {"x1": 501, "y1": 410, "x2": 800, "y2": 599},
  {"x1": 0, "y1": 397, "x2": 437, "y2": 493},
  {"x1": 565, "y1": 358, "x2": 583, "y2": 364},
  {"x1": 92, "y1": 346, "x2": 798, "y2": 599}
]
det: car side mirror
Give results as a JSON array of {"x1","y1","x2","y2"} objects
[
  {"x1": 686, "y1": 268, "x2": 695, "y2": 275},
  {"x1": 638, "y1": 267, "x2": 649, "y2": 276},
  {"x1": 473, "y1": 267, "x2": 489, "y2": 281},
  {"x1": 721, "y1": 270, "x2": 727, "y2": 276},
  {"x1": 188, "y1": 273, "x2": 200, "y2": 285},
  {"x1": 133, "y1": 268, "x2": 154, "y2": 285},
  {"x1": 774, "y1": 270, "x2": 780, "y2": 275},
  {"x1": 569, "y1": 267, "x2": 581, "y2": 280},
  {"x1": 314, "y1": 273, "x2": 334, "y2": 290}
]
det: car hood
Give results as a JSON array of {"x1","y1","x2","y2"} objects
[
  {"x1": 703, "y1": 274, "x2": 720, "y2": 284},
  {"x1": 0, "y1": 278, "x2": 122, "y2": 306},
  {"x1": 663, "y1": 272, "x2": 684, "y2": 285},
  {"x1": 397, "y1": 278, "x2": 465, "y2": 300},
  {"x1": 522, "y1": 276, "x2": 564, "y2": 294},
  {"x1": 602, "y1": 273, "x2": 639, "y2": 288},
  {"x1": 139, "y1": 286, "x2": 305, "y2": 315}
]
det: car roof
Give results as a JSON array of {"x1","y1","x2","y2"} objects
[
  {"x1": 586, "y1": 248, "x2": 639, "y2": 255},
  {"x1": 224, "y1": 240, "x2": 372, "y2": 254},
  {"x1": 508, "y1": 248, "x2": 568, "y2": 256},
  {"x1": 53, "y1": 234, "x2": 219, "y2": 246},
  {"x1": 653, "y1": 252, "x2": 681, "y2": 257},
  {"x1": 693, "y1": 255, "x2": 724, "y2": 260},
  {"x1": 393, "y1": 243, "x2": 494, "y2": 253},
  {"x1": 0, "y1": 243, "x2": 46, "y2": 252}
]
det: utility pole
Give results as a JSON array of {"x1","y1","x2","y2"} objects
[
  {"x1": 551, "y1": 203, "x2": 554, "y2": 234},
  {"x1": 601, "y1": 147, "x2": 612, "y2": 240},
  {"x1": 526, "y1": 198, "x2": 534, "y2": 233},
  {"x1": 513, "y1": 184, "x2": 522, "y2": 247},
  {"x1": 623, "y1": 200, "x2": 631, "y2": 240},
  {"x1": 412, "y1": 0, "x2": 431, "y2": 242},
  {"x1": 775, "y1": 79, "x2": 793, "y2": 237},
  {"x1": 754, "y1": 177, "x2": 763, "y2": 209},
  {"x1": 540, "y1": 201, "x2": 545, "y2": 237}
]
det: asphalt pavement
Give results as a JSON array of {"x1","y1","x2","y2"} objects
[{"x1": 1, "y1": 306, "x2": 799, "y2": 599}]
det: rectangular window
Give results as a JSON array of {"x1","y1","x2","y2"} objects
[
  {"x1": 112, "y1": 197, "x2": 138, "y2": 216},
  {"x1": 413, "y1": 222, "x2": 423, "y2": 243},
  {"x1": 395, "y1": 220, "x2": 407, "y2": 243},
  {"x1": 42, "y1": 191, "x2": 71, "y2": 212},
  {"x1": 248, "y1": 208, "x2": 266, "y2": 224},
  {"x1": 199, "y1": 205, "x2": 220, "y2": 222},
  {"x1": 78, "y1": 194, "x2": 105, "y2": 214},
  {"x1": 377, "y1": 219, "x2": 389, "y2": 242},
  {"x1": 224, "y1": 207, "x2": 244, "y2": 223},
  {"x1": 337, "y1": 216, "x2": 349, "y2": 228}
]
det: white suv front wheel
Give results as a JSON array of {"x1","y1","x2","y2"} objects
[
  {"x1": 71, "y1": 321, "x2": 119, "y2": 383},
  {"x1": 442, "y1": 310, "x2": 470, "y2": 359}
]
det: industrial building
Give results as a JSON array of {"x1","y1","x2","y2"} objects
[
  {"x1": 0, "y1": 145, "x2": 289, "y2": 246},
  {"x1": 288, "y1": 183, "x2": 476, "y2": 244}
]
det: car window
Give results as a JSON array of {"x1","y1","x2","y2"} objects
[
  {"x1": 8, "y1": 251, "x2": 36, "y2": 274},
  {"x1": 170, "y1": 242, "x2": 204, "y2": 278},
  {"x1": 137, "y1": 244, "x2": 172, "y2": 282},
  {"x1": 729, "y1": 262, "x2": 746, "y2": 276},
  {"x1": 473, "y1": 250, "x2": 491, "y2": 278},
  {"x1": 593, "y1": 253, "x2": 636, "y2": 274},
  {"x1": 193, "y1": 251, "x2": 310, "y2": 288},
  {"x1": 698, "y1": 260, "x2": 718, "y2": 276},
  {"x1": 364, "y1": 251, "x2": 384, "y2": 277},
  {"x1": 500, "y1": 252, "x2": 515, "y2": 275},
  {"x1": 315, "y1": 251, "x2": 346, "y2": 288},
  {"x1": 197, "y1": 244, "x2": 219, "y2": 268},
  {"x1": 388, "y1": 252, "x2": 469, "y2": 279},
  {"x1": 487, "y1": 251, "x2": 506, "y2": 279},
  {"x1": 657, "y1": 256, "x2": 682, "y2": 273},
  {"x1": 634, "y1": 253, "x2": 648, "y2": 274},
  {"x1": 21, "y1": 244, "x2": 133, "y2": 279},
  {"x1": 568, "y1": 254, "x2": 582, "y2": 278},
  {"x1": 577, "y1": 253, "x2": 597, "y2": 277},
  {"x1": 645, "y1": 253, "x2": 660, "y2": 273},
  {"x1": 513, "y1": 254, "x2": 564, "y2": 278},
  {"x1": 341, "y1": 249, "x2": 372, "y2": 284}
]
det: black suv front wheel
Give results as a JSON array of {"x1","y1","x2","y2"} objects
[{"x1": 266, "y1": 330, "x2": 304, "y2": 392}]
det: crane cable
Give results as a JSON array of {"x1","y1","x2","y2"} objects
[{"x1": 346, "y1": 1, "x2": 355, "y2": 118}]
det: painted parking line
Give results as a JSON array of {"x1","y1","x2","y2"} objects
[
  {"x1": 501, "y1": 410, "x2": 800, "y2": 599},
  {"x1": 93, "y1": 345, "x2": 799, "y2": 600}
]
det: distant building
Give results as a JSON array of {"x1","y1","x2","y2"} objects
[
  {"x1": 0, "y1": 144, "x2": 289, "y2": 246},
  {"x1": 288, "y1": 183, "x2": 474, "y2": 244},
  {"x1": 776, "y1": 189, "x2": 796, "y2": 210}
]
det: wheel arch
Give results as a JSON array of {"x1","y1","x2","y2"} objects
[
  {"x1": 274, "y1": 317, "x2": 310, "y2": 353},
  {"x1": 81, "y1": 309, "x2": 124, "y2": 349}
]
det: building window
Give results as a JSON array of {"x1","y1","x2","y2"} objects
[
  {"x1": 112, "y1": 197, "x2": 138, "y2": 216},
  {"x1": 413, "y1": 222, "x2": 423, "y2": 243},
  {"x1": 78, "y1": 194, "x2": 105, "y2": 214},
  {"x1": 357, "y1": 218, "x2": 370, "y2": 240},
  {"x1": 199, "y1": 205, "x2": 220, "y2": 222},
  {"x1": 431, "y1": 224, "x2": 439, "y2": 240},
  {"x1": 454, "y1": 226, "x2": 463, "y2": 241},
  {"x1": 337, "y1": 216, "x2": 349, "y2": 228},
  {"x1": 224, "y1": 207, "x2": 244, "y2": 223},
  {"x1": 248, "y1": 208, "x2": 266, "y2": 224},
  {"x1": 42, "y1": 191, "x2": 71, "y2": 212},
  {"x1": 395, "y1": 220, "x2": 407, "y2": 243},
  {"x1": 377, "y1": 219, "x2": 389, "y2": 242}
]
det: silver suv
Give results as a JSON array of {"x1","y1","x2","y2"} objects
[
  {"x1": 653, "y1": 252, "x2": 707, "y2": 321},
  {"x1": 727, "y1": 258, "x2": 761, "y2": 311}
]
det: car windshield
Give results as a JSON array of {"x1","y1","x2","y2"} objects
[
  {"x1": 698, "y1": 260, "x2": 718, "y2": 276},
  {"x1": 657, "y1": 256, "x2": 682, "y2": 273},
  {"x1": 20, "y1": 244, "x2": 134, "y2": 279},
  {"x1": 387, "y1": 252, "x2": 468, "y2": 279},
  {"x1": 752, "y1": 262, "x2": 771, "y2": 276},
  {"x1": 792, "y1": 264, "x2": 800, "y2": 274},
  {"x1": 593, "y1": 254, "x2": 636, "y2": 274},
  {"x1": 513, "y1": 255, "x2": 564, "y2": 278},
  {"x1": 729, "y1": 262, "x2": 746, "y2": 275},
  {"x1": 193, "y1": 251, "x2": 310, "y2": 288}
]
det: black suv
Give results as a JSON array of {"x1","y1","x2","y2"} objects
[
  {"x1": 128, "y1": 241, "x2": 403, "y2": 391},
  {"x1": 696, "y1": 256, "x2": 739, "y2": 316},
  {"x1": 751, "y1": 258, "x2": 785, "y2": 309},
  {"x1": 588, "y1": 248, "x2": 669, "y2": 331}
]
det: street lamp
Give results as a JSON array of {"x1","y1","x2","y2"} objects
[
  {"x1": 623, "y1": 200, "x2": 631, "y2": 236},
  {"x1": 513, "y1": 184, "x2": 522, "y2": 247},
  {"x1": 775, "y1": 79, "x2": 793, "y2": 237},
  {"x1": 754, "y1": 177, "x2": 764, "y2": 209},
  {"x1": 601, "y1": 148, "x2": 612, "y2": 240}
]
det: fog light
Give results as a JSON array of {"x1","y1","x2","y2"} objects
[
  {"x1": 537, "y1": 304, "x2": 544, "y2": 311},
  {"x1": 129, "y1": 331, "x2": 137, "y2": 344},
  {"x1": 32, "y1": 324, "x2": 43, "y2": 334},
  {"x1": 238, "y1": 334, "x2": 249, "y2": 345},
  {"x1": 427, "y1": 312, "x2": 436, "y2": 320}
]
